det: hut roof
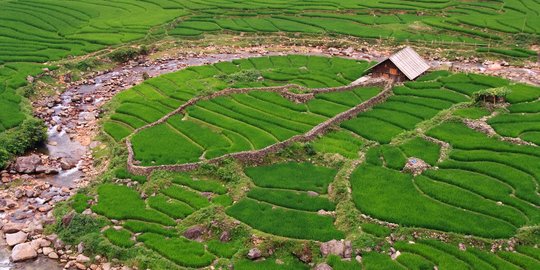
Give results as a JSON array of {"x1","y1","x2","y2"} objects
[{"x1": 372, "y1": 46, "x2": 430, "y2": 80}]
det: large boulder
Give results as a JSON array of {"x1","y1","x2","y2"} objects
[
  {"x1": 11, "y1": 242, "x2": 37, "y2": 262},
  {"x1": 13, "y1": 154, "x2": 42, "y2": 174},
  {"x1": 183, "y1": 225, "x2": 206, "y2": 240},
  {"x1": 315, "y1": 263, "x2": 333, "y2": 270},
  {"x1": 320, "y1": 240, "x2": 352, "y2": 259},
  {"x1": 247, "y1": 248, "x2": 262, "y2": 260},
  {"x1": 6, "y1": 231, "x2": 27, "y2": 246}
]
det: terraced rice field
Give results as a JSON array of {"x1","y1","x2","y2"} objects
[
  {"x1": 347, "y1": 73, "x2": 540, "y2": 239},
  {"x1": 226, "y1": 162, "x2": 343, "y2": 241},
  {"x1": 488, "y1": 83, "x2": 540, "y2": 145},
  {"x1": 90, "y1": 173, "x2": 233, "y2": 268},
  {"x1": 1, "y1": 0, "x2": 538, "y2": 141},
  {"x1": 104, "y1": 55, "x2": 378, "y2": 164},
  {"x1": 85, "y1": 60, "x2": 540, "y2": 269},
  {"x1": 341, "y1": 72, "x2": 509, "y2": 144}
]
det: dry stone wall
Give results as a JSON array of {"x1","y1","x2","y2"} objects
[{"x1": 127, "y1": 78, "x2": 392, "y2": 175}]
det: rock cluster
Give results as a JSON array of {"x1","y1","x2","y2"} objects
[{"x1": 402, "y1": 157, "x2": 430, "y2": 176}]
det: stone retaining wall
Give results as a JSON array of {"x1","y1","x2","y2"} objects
[{"x1": 127, "y1": 78, "x2": 392, "y2": 175}]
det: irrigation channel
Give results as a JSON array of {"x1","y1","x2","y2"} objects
[{"x1": 1, "y1": 46, "x2": 539, "y2": 269}]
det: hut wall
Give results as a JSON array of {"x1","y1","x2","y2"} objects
[{"x1": 371, "y1": 60, "x2": 409, "y2": 82}]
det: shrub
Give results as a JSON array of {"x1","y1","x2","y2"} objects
[
  {"x1": 71, "y1": 194, "x2": 92, "y2": 213},
  {"x1": 56, "y1": 214, "x2": 107, "y2": 244},
  {"x1": 0, "y1": 118, "x2": 47, "y2": 168},
  {"x1": 108, "y1": 47, "x2": 146, "y2": 63}
]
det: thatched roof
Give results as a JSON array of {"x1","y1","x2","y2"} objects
[{"x1": 371, "y1": 47, "x2": 430, "y2": 80}]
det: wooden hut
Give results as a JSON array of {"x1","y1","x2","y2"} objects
[{"x1": 369, "y1": 47, "x2": 430, "y2": 82}]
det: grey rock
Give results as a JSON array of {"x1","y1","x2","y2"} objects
[
  {"x1": 13, "y1": 154, "x2": 42, "y2": 174},
  {"x1": 314, "y1": 263, "x2": 333, "y2": 270},
  {"x1": 11, "y1": 242, "x2": 38, "y2": 262},
  {"x1": 76, "y1": 254, "x2": 90, "y2": 263},
  {"x1": 320, "y1": 240, "x2": 352, "y2": 259},
  {"x1": 247, "y1": 248, "x2": 262, "y2": 260},
  {"x1": 6, "y1": 231, "x2": 27, "y2": 246}
]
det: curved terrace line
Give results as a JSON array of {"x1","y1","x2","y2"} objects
[{"x1": 126, "y1": 78, "x2": 393, "y2": 175}]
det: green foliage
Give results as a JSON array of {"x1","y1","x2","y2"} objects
[
  {"x1": 56, "y1": 214, "x2": 107, "y2": 245},
  {"x1": 137, "y1": 233, "x2": 215, "y2": 268},
  {"x1": 0, "y1": 118, "x2": 47, "y2": 168},
  {"x1": 71, "y1": 193, "x2": 92, "y2": 214},
  {"x1": 104, "y1": 228, "x2": 135, "y2": 248},
  {"x1": 226, "y1": 198, "x2": 344, "y2": 241},
  {"x1": 108, "y1": 47, "x2": 147, "y2": 63},
  {"x1": 244, "y1": 162, "x2": 337, "y2": 193},
  {"x1": 92, "y1": 184, "x2": 175, "y2": 226}
]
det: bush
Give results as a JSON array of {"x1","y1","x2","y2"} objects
[
  {"x1": 71, "y1": 193, "x2": 92, "y2": 213},
  {"x1": 56, "y1": 214, "x2": 107, "y2": 244},
  {"x1": 108, "y1": 47, "x2": 146, "y2": 63},
  {"x1": 0, "y1": 118, "x2": 47, "y2": 168}
]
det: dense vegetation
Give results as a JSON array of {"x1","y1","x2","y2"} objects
[
  {"x1": 1, "y1": 0, "x2": 538, "y2": 160},
  {"x1": 64, "y1": 56, "x2": 540, "y2": 269}
]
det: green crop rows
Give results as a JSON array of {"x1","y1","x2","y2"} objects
[
  {"x1": 1, "y1": 0, "x2": 538, "y2": 152},
  {"x1": 87, "y1": 173, "x2": 234, "y2": 268},
  {"x1": 78, "y1": 61, "x2": 540, "y2": 268},
  {"x1": 104, "y1": 55, "x2": 380, "y2": 165},
  {"x1": 227, "y1": 162, "x2": 343, "y2": 241}
]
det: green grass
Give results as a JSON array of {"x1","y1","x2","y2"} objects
[
  {"x1": 226, "y1": 198, "x2": 343, "y2": 241},
  {"x1": 247, "y1": 187, "x2": 335, "y2": 211},
  {"x1": 170, "y1": 173, "x2": 227, "y2": 194},
  {"x1": 312, "y1": 130, "x2": 364, "y2": 158},
  {"x1": 92, "y1": 184, "x2": 175, "y2": 226},
  {"x1": 453, "y1": 106, "x2": 491, "y2": 119},
  {"x1": 103, "y1": 228, "x2": 135, "y2": 248},
  {"x1": 71, "y1": 193, "x2": 91, "y2": 214},
  {"x1": 350, "y1": 164, "x2": 517, "y2": 238},
  {"x1": 137, "y1": 233, "x2": 215, "y2": 268},
  {"x1": 161, "y1": 185, "x2": 210, "y2": 210},
  {"x1": 121, "y1": 56, "x2": 380, "y2": 166},
  {"x1": 123, "y1": 220, "x2": 177, "y2": 237},
  {"x1": 206, "y1": 240, "x2": 240, "y2": 258},
  {"x1": 244, "y1": 162, "x2": 337, "y2": 194},
  {"x1": 399, "y1": 137, "x2": 441, "y2": 165}
]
